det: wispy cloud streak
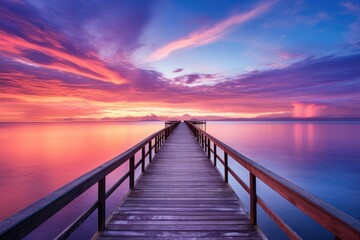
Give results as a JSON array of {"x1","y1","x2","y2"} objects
[
  {"x1": 147, "y1": 1, "x2": 275, "y2": 61},
  {"x1": 0, "y1": 1, "x2": 128, "y2": 84},
  {"x1": 2, "y1": 53, "x2": 360, "y2": 121}
]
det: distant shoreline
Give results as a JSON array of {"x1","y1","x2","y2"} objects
[{"x1": 1, "y1": 117, "x2": 360, "y2": 124}]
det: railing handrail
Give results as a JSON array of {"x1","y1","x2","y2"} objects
[
  {"x1": 0, "y1": 121, "x2": 180, "y2": 239},
  {"x1": 185, "y1": 121, "x2": 360, "y2": 240}
]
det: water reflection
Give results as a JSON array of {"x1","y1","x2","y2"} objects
[
  {"x1": 0, "y1": 122, "x2": 162, "y2": 222},
  {"x1": 293, "y1": 123, "x2": 315, "y2": 154},
  {"x1": 207, "y1": 121, "x2": 360, "y2": 239}
]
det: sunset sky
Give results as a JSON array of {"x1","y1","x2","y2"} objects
[{"x1": 1, "y1": 0, "x2": 360, "y2": 121}]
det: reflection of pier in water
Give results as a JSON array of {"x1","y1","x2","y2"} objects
[{"x1": 0, "y1": 122, "x2": 359, "y2": 239}]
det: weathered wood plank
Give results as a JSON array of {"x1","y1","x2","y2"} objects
[
  {"x1": 106, "y1": 224, "x2": 257, "y2": 231},
  {"x1": 110, "y1": 215, "x2": 249, "y2": 220},
  {"x1": 98, "y1": 230, "x2": 263, "y2": 238},
  {"x1": 98, "y1": 237, "x2": 263, "y2": 240},
  {"x1": 99, "y1": 230, "x2": 263, "y2": 240},
  {"x1": 108, "y1": 220, "x2": 252, "y2": 225},
  {"x1": 112, "y1": 210, "x2": 247, "y2": 216}
]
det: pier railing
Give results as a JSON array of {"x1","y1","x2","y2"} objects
[
  {"x1": 0, "y1": 121, "x2": 180, "y2": 239},
  {"x1": 186, "y1": 121, "x2": 360, "y2": 240}
]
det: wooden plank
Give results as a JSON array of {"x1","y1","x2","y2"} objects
[
  {"x1": 110, "y1": 215, "x2": 249, "y2": 220},
  {"x1": 98, "y1": 236, "x2": 263, "y2": 240},
  {"x1": 94, "y1": 123, "x2": 265, "y2": 239},
  {"x1": 98, "y1": 230, "x2": 263, "y2": 238},
  {"x1": 106, "y1": 224, "x2": 257, "y2": 231},
  {"x1": 108, "y1": 220, "x2": 252, "y2": 225},
  {"x1": 112, "y1": 211, "x2": 247, "y2": 216}
]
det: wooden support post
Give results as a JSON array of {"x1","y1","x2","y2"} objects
[
  {"x1": 155, "y1": 136, "x2": 158, "y2": 153},
  {"x1": 141, "y1": 146, "x2": 145, "y2": 172},
  {"x1": 214, "y1": 144, "x2": 217, "y2": 167},
  {"x1": 129, "y1": 156, "x2": 135, "y2": 190},
  {"x1": 250, "y1": 173, "x2": 257, "y2": 225},
  {"x1": 207, "y1": 138, "x2": 210, "y2": 158},
  {"x1": 159, "y1": 133, "x2": 161, "y2": 147},
  {"x1": 98, "y1": 177, "x2": 106, "y2": 231},
  {"x1": 203, "y1": 135, "x2": 206, "y2": 150},
  {"x1": 149, "y1": 141, "x2": 152, "y2": 162},
  {"x1": 224, "y1": 152, "x2": 228, "y2": 183},
  {"x1": 201, "y1": 134, "x2": 204, "y2": 149},
  {"x1": 154, "y1": 136, "x2": 156, "y2": 153}
]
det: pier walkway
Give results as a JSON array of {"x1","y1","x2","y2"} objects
[{"x1": 96, "y1": 123, "x2": 265, "y2": 239}]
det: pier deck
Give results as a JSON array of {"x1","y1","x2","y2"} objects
[{"x1": 96, "y1": 123, "x2": 265, "y2": 239}]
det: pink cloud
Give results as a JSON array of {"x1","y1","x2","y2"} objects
[
  {"x1": 0, "y1": 33, "x2": 127, "y2": 84},
  {"x1": 292, "y1": 103, "x2": 326, "y2": 118},
  {"x1": 147, "y1": 1, "x2": 275, "y2": 61}
]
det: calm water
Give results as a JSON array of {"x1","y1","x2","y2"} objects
[
  {"x1": 207, "y1": 121, "x2": 360, "y2": 239},
  {"x1": 0, "y1": 121, "x2": 359, "y2": 239},
  {"x1": 0, "y1": 121, "x2": 162, "y2": 239}
]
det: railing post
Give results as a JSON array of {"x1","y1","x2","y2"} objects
[
  {"x1": 159, "y1": 132, "x2": 162, "y2": 146},
  {"x1": 214, "y1": 144, "x2": 217, "y2": 167},
  {"x1": 129, "y1": 156, "x2": 135, "y2": 190},
  {"x1": 224, "y1": 152, "x2": 228, "y2": 183},
  {"x1": 250, "y1": 173, "x2": 257, "y2": 225},
  {"x1": 207, "y1": 138, "x2": 210, "y2": 158},
  {"x1": 204, "y1": 136, "x2": 207, "y2": 150},
  {"x1": 155, "y1": 136, "x2": 158, "y2": 153},
  {"x1": 141, "y1": 146, "x2": 145, "y2": 172},
  {"x1": 149, "y1": 141, "x2": 152, "y2": 162},
  {"x1": 98, "y1": 177, "x2": 105, "y2": 231},
  {"x1": 201, "y1": 134, "x2": 204, "y2": 149},
  {"x1": 157, "y1": 135, "x2": 160, "y2": 150}
]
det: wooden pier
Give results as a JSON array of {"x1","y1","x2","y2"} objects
[
  {"x1": 95, "y1": 122, "x2": 265, "y2": 239},
  {"x1": 1, "y1": 121, "x2": 360, "y2": 239}
]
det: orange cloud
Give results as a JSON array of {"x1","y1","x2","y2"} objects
[
  {"x1": 147, "y1": 1, "x2": 275, "y2": 61},
  {"x1": 0, "y1": 32, "x2": 126, "y2": 84}
]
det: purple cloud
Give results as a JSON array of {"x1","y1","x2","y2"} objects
[
  {"x1": 173, "y1": 68, "x2": 184, "y2": 73},
  {"x1": 174, "y1": 73, "x2": 218, "y2": 85},
  {"x1": 26, "y1": 0, "x2": 154, "y2": 61}
]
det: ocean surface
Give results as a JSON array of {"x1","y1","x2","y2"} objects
[
  {"x1": 207, "y1": 121, "x2": 360, "y2": 239},
  {"x1": 0, "y1": 121, "x2": 359, "y2": 239}
]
